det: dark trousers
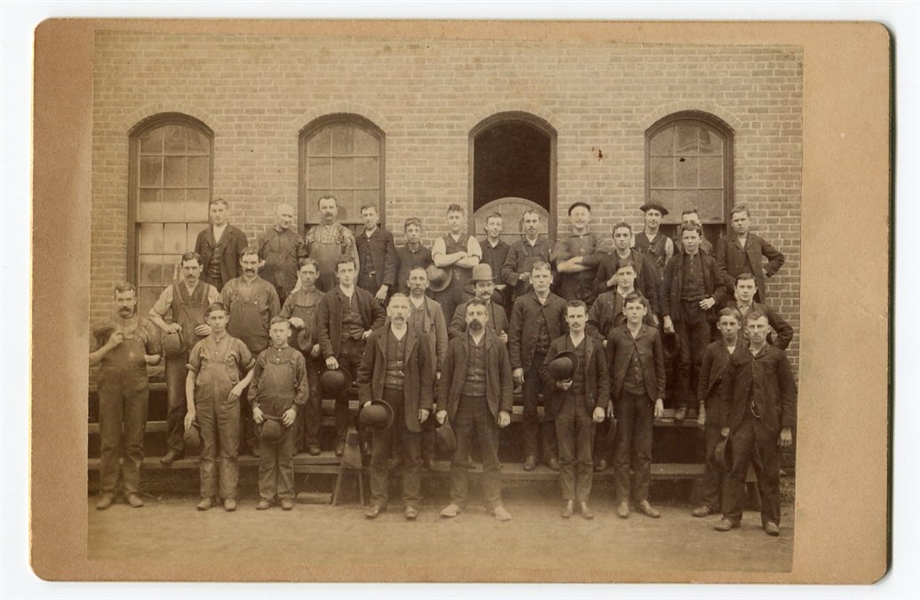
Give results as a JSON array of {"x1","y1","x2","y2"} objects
[
  {"x1": 723, "y1": 411, "x2": 782, "y2": 527},
  {"x1": 293, "y1": 356, "x2": 323, "y2": 451},
  {"x1": 98, "y1": 385, "x2": 148, "y2": 497},
  {"x1": 197, "y1": 386, "x2": 240, "y2": 501},
  {"x1": 370, "y1": 388, "x2": 422, "y2": 508},
  {"x1": 164, "y1": 354, "x2": 189, "y2": 455},
  {"x1": 613, "y1": 390, "x2": 654, "y2": 503},
  {"x1": 334, "y1": 338, "x2": 366, "y2": 446},
  {"x1": 258, "y1": 424, "x2": 295, "y2": 501},
  {"x1": 522, "y1": 357, "x2": 557, "y2": 461},
  {"x1": 662, "y1": 326, "x2": 680, "y2": 408},
  {"x1": 700, "y1": 423, "x2": 728, "y2": 511},
  {"x1": 675, "y1": 301, "x2": 711, "y2": 409},
  {"x1": 450, "y1": 394, "x2": 503, "y2": 509},
  {"x1": 239, "y1": 387, "x2": 260, "y2": 454},
  {"x1": 555, "y1": 394, "x2": 595, "y2": 502}
]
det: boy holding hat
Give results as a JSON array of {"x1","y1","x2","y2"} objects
[
  {"x1": 184, "y1": 302, "x2": 255, "y2": 512},
  {"x1": 448, "y1": 264, "x2": 509, "y2": 342},
  {"x1": 357, "y1": 294, "x2": 435, "y2": 520},
  {"x1": 250, "y1": 317, "x2": 308, "y2": 511},
  {"x1": 607, "y1": 293, "x2": 666, "y2": 519},
  {"x1": 541, "y1": 300, "x2": 608, "y2": 520}
]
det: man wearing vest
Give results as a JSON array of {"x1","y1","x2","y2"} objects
[
  {"x1": 149, "y1": 252, "x2": 220, "y2": 465},
  {"x1": 552, "y1": 202, "x2": 610, "y2": 308},
  {"x1": 502, "y1": 208, "x2": 554, "y2": 308},
  {"x1": 436, "y1": 299, "x2": 514, "y2": 522},
  {"x1": 257, "y1": 202, "x2": 308, "y2": 307},
  {"x1": 194, "y1": 198, "x2": 249, "y2": 292},
  {"x1": 633, "y1": 202, "x2": 674, "y2": 279},
  {"x1": 715, "y1": 205, "x2": 786, "y2": 303},
  {"x1": 304, "y1": 195, "x2": 360, "y2": 293},
  {"x1": 448, "y1": 264, "x2": 509, "y2": 342},
  {"x1": 221, "y1": 246, "x2": 282, "y2": 456},
  {"x1": 430, "y1": 203, "x2": 482, "y2": 323}
]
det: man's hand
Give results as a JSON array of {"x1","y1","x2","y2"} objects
[
  {"x1": 282, "y1": 408, "x2": 296, "y2": 427},
  {"x1": 653, "y1": 398, "x2": 664, "y2": 418},
  {"x1": 144, "y1": 354, "x2": 161, "y2": 366},
  {"x1": 362, "y1": 329, "x2": 372, "y2": 340},
  {"x1": 375, "y1": 285, "x2": 389, "y2": 302},
  {"x1": 194, "y1": 324, "x2": 211, "y2": 337},
  {"x1": 326, "y1": 356, "x2": 339, "y2": 369},
  {"x1": 498, "y1": 331, "x2": 508, "y2": 344},
  {"x1": 106, "y1": 330, "x2": 125, "y2": 349},
  {"x1": 602, "y1": 339, "x2": 608, "y2": 348},
  {"x1": 699, "y1": 297, "x2": 716, "y2": 311},
  {"x1": 228, "y1": 382, "x2": 246, "y2": 403},
  {"x1": 184, "y1": 411, "x2": 196, "y2": 432},
  {"x1": 435, "y1": 410, "x2": 447, "y2": 425},
  {"x1": 518, "y1": 272, "x2": 530, "y2": 284},
  {"x1": 663, "y1": 315, "x2": 675, "y2": 334},
  {"x1": 310, "y1": 344, "x2": 321, "y2": 358},
  {"x1": 512, "y1": 368, "x2": 525, "y2": 385},
  {"x1": 650, "y1": 314, "x2": 660, "y2": 328},
  {"x1": 167, "y1": 323, "x2": 182, "y2": 334},
  {"x1": 497, "y1": 411, "x2": 511, "y2": 428},
  {"x1": 289, "y1": 317, "x2": 305, "y2": 329},
  {"x1": 779, "y1": 427, "x2": 793, "y2": 447},
  {"x1": 436, "y1": 371, "x2": 441, "y2": 381},
  {"x1": 556, "y1": 379, "x2": 573, "y2": 391},
  {"x1": 592, "y1": 407, "x2": 605, "y2": 423},
  {"x1": 606, "y1": 275, "x2": 617, "y2": 289},
  {"x1": 697, "y1": 403, "x2": 707, "y2": 427},
  {"x1": 721, "y1": 427, "x2": 730, "y2": 438},
  {"x1": 419, "y1": 409, "x2": 430, "y2": 423},
  {"x1": 252, "y1": 405, "x2": 265, "y2": 424}
]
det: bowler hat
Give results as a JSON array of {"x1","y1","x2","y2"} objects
[
  {"x1": 320, "y1": 368, "x2": 352, "y2": 399},
  {"x1": 469, "y1": 264, "x2": 495, "y2": 283},
  {"x1": 162, "y1": 330, "x2": 185, "y2": 358},
  {"x1": 183, "y1": 422, "x2": 201, "y2": 455},
  {"x1": 259, "y1": 418, "x2": 285, "y2": 443},
  {"x1": 715, "y1": 435, "x2": 734, "y2": 471},
  {"x1": 358, "y1": 400, "x2": 395, "y2": 430},
  {"x1": 426, "y1": 265, "x2": 452, "y2": 293},
  {"x1": 296, "y1": 328, "x2": 313, "y2": 354},
  {"x1": 548, "y1": 350, "x2": 579, "y2": 381},
  {"x1": 436, "y1": 419, "x2": 457, "y2": 454},
  {"x1": 640, "y1": 202, "x2": 669, "y2": 217}
]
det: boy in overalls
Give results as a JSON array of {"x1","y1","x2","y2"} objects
[
  {"x1": 250, "y1": 317, "x2": 308, "y2": 511},
  {"x1": 184, "y1": 302, "x2": 255, "y2": 512}
]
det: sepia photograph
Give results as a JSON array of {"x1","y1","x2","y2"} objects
[{"x1": 24, "y1": 12, "x2": 898, "y2": 588}]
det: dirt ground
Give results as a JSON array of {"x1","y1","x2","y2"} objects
[{"x1": 87, "y1": 475, "x2": 795, "y2": 581}]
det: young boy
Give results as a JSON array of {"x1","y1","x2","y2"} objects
[
  {"x1": 395, "y1": 218, "x2": 433, "y2": 296},
  {"x1": 714, "y1": 205, "x2": 786, "y2": 303},
  {"x1": 184, "y1": 302, "x2": 255, "y2": 512},
  {"x1": 430, "y1": 203, "x2": 483, "y2": 322},
  {"x1": 356, "y1": 204, "x2": 398, "y2": 302},
  {"x1": 607, "y1": 294, "x2": 666, "y2": 519},
  {"x1": 692, "y1": 308, "x2": 745, "y2": 518},
  {"x1": 480, "y1": 212, "x2": 511, "y2": 314},
  {"x1": 249, "y1": 317, "x2": 308, "y2": 511},
  {"x1": 541, "y1": 300, "x2": 608, "y2": 519}
]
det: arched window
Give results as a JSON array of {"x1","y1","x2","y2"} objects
[
  {"x1": 299, "y1": 115, "x2": 385, "y2": 232},
  {"x1": 646, "y1": 111, "x2": 733, "y2": 243},
  {"x1": 128, "y1": 114, "x2": 213, "y2": 317}
]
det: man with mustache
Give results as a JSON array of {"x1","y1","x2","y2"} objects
[
  {"x1": 89, "y1": 283, "x2": 162, "y2": 510},
  {"x1": 357, "y1": 294, "x2": 435, "y2": 520},
  {"x1": 221, "y1": 246, "x2": 281, "y2": 456},
  {"x1": 304, "y1": 195, "x2": 360, "y2": 293},
  {"x1": 258, "y1": 202, "x2": 308, "y2": 307},
  {"x1": 436, "y1": 299, "x2": 514, "y2": 522},
  {"x1": 447, "y1": 264, "x2": 509, "y2": 342},
  {"x1": 194, "y1": 198, "x2": 249, "y2": 292},
  {"x1": 148, "y1": 252, "x2": 220, "y2": 465}
]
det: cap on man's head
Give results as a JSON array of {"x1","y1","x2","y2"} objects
[{"x1": 640, "y1": 202, "x2": 669, "y2": 216}]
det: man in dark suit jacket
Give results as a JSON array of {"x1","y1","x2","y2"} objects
[
  {"x1": 661, "y1": 223, "x2": 729, "y2": 421},
  {"x1": 593, "y1": 222, "x2": 661, "y2": 316},
  {"x1": 726, "y1": 273, "x2": 795, "y2": 350},
  {"x1": 448, "y1": 264, "x2": 510, "y2": 341},
  {"x1": 194, "y1": 198, "x2": 249, "y2": 292},
  {"x1": 357, "y1": 294, "x2": 435, "y2": 520},
  {"x1": 316, "y1": 256, "x2": 386, "y2": 455},
  {"x1": 714, "y1": 311, "x2": 797, "y2": 537},
  {"x1": 541, "y1": 300, "x2": 608, "y2": 520},
  {"x1": 356, "y1": 204, "x2": 398, "y2": 302},
  {"x1": 435, "y1": 299, "x2": 514, "y2": 522},
  {"x1": 607, "y1": 294, "x2": 666, "y2": 520},
  {"x1": 714, "y1": 205, "x2": 785, "y2": 303}
]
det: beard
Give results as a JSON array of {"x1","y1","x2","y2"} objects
[{"x1": 468, "y1": 319, "x2": 484, "y2": 332}]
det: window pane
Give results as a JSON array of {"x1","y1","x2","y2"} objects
[
  {"x1": 162, "y1": 256, "x2": 181, "y2": 283},
  {"x1": 649, "y1": 157, "x2": 674, "y2": 189},
  {"x1": 307, "y1": 127, "x2": 332, "y2": 156},
  {"x1": 164, "y1": 156, "x2": 187, "y2": 188},
  {"x1": 698, "y1": 128, "x2": 723, "y2": 155},
  {"x1": 138, "y1": 189, "x2": 162, "y2": 222},
  {"x1": 186, "y1": 189, "x2": 210, "y2": 222},
  {"x1": 355, "y1": 189, "x2": 379, "y2": 211},
  {"x1": 675, "y1": 124, "x2": 699, "y2": 155},
  {"x1": 354, "y1": 157, "x2": 379, "y2": 188},
  {"x1": 163, "y1": 126, "x2": 187, "y2": 154},
  {"x1": 163, "y1": 189, "x2": 185, "y2": 222},
  {"x1": 307, "y1": 157, "x2": 331, "y2": 189},
  {"x1": 138, "y1": 287, "x2": 161, "y2": 320},
  {"x1": 699, "y1": 157, "x2": 723, "y2": 188},
  {"x1": 331, "y1": 125, "x2": 355, "y2": 155},
  {"x1": 187, "y1": 223, "x2": 207, "y2": 251},
  {"x1": 138, "y1": 255, "x2": 165, "y2": 286},
  {"x1": 331, "y1": 157, "x2": 354, "y2": 189},
  {"x1": 675, "y1": 190, "x2": 700, "y2": 216},
  {"x1": 138, "y1": 223, "x2": 164, "y2": 254},
  {"x1": 649, "y1": 128, "x2": 673, "y2": 157},
  {"x1": 140, "y1": 156, "x2": 163, "y2": 187},
  {"x1": 164, "y1": 223, "x2": 189, "y2": 254},
  {"x1": 699, "y1": 190, "x2": 724, "y2": 222},
  {"x1": 187, "y1": 129, "x2": 209, "y2": 154},
  {"x1": 139, "y1": 128, "x2": 164, "y2": 154},
  {"x1": 675, "y1": 156, "x2": 699, "y2": 188},
  {"x1": 187, "y1": 156, "x2": 210, "y2": 187},
  {"x1": 650, "y1": 190, "x2": 675, "y2": 222},
  {"x1": 354, "y1": 128, "x2": 379, "y2": 156},
  {"x1": 334, "y1": 190, "x2": 355, "y2": 222}
]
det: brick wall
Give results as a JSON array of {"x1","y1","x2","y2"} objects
[{"x1": 91, "y1": 32, "x2": 802, "y2": 372}]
